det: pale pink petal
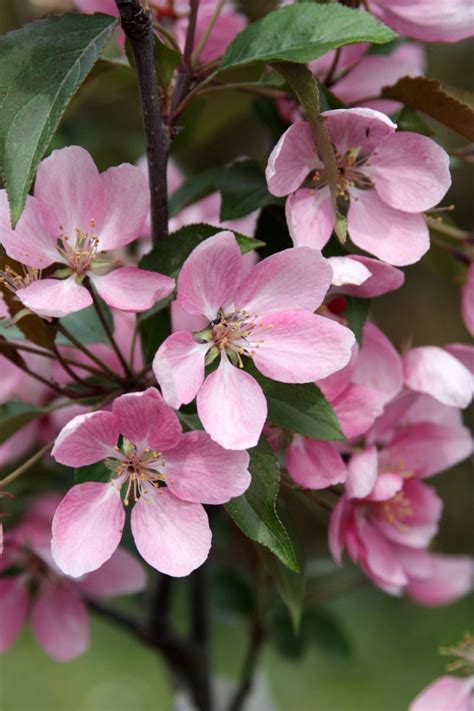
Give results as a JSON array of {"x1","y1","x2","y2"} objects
[
  {"x1": 461, "y1": 262, "x2": 474, "y2": 337},
  {"x1": 286, "y1": 436, "x2": 346, "y2": 489},
  {"x1": 266, "y1": 122, "x2": 320, "y2": 197},
  {"x1": 353, "y1": 322, "x2": 403, "y2": 405},
  {"x1": 164, "y1": 430, "x2": 251, "y2": 504},
  {"x1": 177, "y1": 231, "x2": 241, "y2": 319},
  {"x1": 356, "y1": 518, "x2": 408, "y2": 589},
  {"x1": 253, "y1": 311, "x2": 355, "y2": 382},
  {"x1": 34, "y1": 146, "x2": 104, "y2": 238},
  {"x1": 131, "y1": 486, "x2": 211, "y2": 577},
  {"x1": 90, "y1": 267, "x2": 174, "y2": 313},
  {"x1": 52, "y1": 411, "x2": 120, "y2": 467},
  {"x1": 323, "y1": 108, "x2": 396, "y2": 155},
  {"x1": 328, "y1": 496, "x2": 353, "y2": 565},
  {"x1": 404, "y1": 346, "x2": 472, "y2": 408},
  {"x1": 369, "y1": 133, "x2": 451, "y2": 212},
  {"x1": 328, "y1": 256, "x2": 371, "y2": 287},
  {"x1": 51, "y1": 483, "x2": 125, "y2": 577},
  {"x1": 366, "y1": 472, "x2": 404, "y2": 502},
  {"x1": 75, "y1": 0, "x2": 117, "y2": 12},
  {"x1": 153, "y1": 332, "x2": 209, "y2": 409},
  {"x1": 196, "y1": 8, "x2": 246, "y2": 64},
  {"x1": 410, "y1": 676, "x2": 474, "y2": 711},
  {"x1": 331, "y1": 383, "x2": 385, "y2": 439},
  {"x1": 371, "y1": 0, "x2": 474, "y2": 43},
  {"x1": 30, "y1": 581, "x2": 89, "y2": 661},
  {"x1": 348, "y1": 189, "x2": 429, "y2": 266},
  {"x1": 17, "y1": 276, "x2": 92, "y2": 318},
  {"x1": 340, "y1": 256, "x2": 404, "y2": 298},
  {"x1": 95, "y1": 164, "x2": 149, "y2": 249},
  {"x1": 407, "y1": 554, "x2": 473, "y2": 606},
  {"x1": 0, "y1": 577, "x2": 28, "y2": 652},
  {"x1": 197, "y1": 356, "x2": 267, "y2": 450},
  {"x1": 111, "y1": 389, "x2": 182, "y2": 451},
  {"x1": 0, "y1": 192, "x2": 58, "y2": 268},
  {"x1": 235, "y1": 247, "x2": 333, "y2": 315},
  {"x1": 78, "y1": 548, "x2": 147, "y2": 598},
  {"x1": 444, "y1": 343, "x2": 474, "y2": 374},
  {"x1": 346, "y1": 445, "x2": 378, "y2": 499},
  {"x1": 285, "y1": 188, "x2": 335, "y2": 250},
  {"x1": 404, "y1": 392, "x2": 464, "y2": 429},
  {"x1": 170, "y1": 300, "x2": 208, "y2": 333},
  {"x1": 380, "y1": 422, "x2": 473, "y2": 478},
  {"x1": 317, "y1": 343, "x2": 358, "y2": 402}
]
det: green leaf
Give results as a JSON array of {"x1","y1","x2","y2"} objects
[
  {"x1": 344, "y1": 296, "x2": 370, "y2": 344},
  {"x1": 74, "y1": 461, "x2": 111, "y2": 485},
  {"x1": 139, "y1": 223, "x2": 264, "y2": 279},
  {"x1": 247, "y1": 364, "x2": 344, "y2": 441},
  {"x1": 0, "y1": 13, "x2": 117, "y2": 224},
  {"x1": 220, "y1": 4, "x2": 395, "y2": 69},
  {"x1": 261, "y1": 529, "x2": 306, "y2": 631},
  {"x1": 302, "y1": 608, "x2": 352, "y2": 660},
  {"x1": 154, "y1": 37, "x2": 181, "y2": 92},
  {"x1": 382, "y1": 76, "x2": 474, "y2": 141},
  {"x1": 217, "y1": 160, "x2": 279, "y2": 221},
  {"x1": 225, "y1": 438, "x2": 299, "y2": 572},
  {"x1": 394, "y1": 106, "x2": 434, "y2": 137},
  {"x1": 0, "y1": 402, "x2": 44, "y2": 445},
  {"x1": 168, "y1": 168, "x2": 221, "y2": 218},
  {"x1": 56, "y1": 300, "x2": 114, "y2": 346},
  {"x1": 211, "y1": 569, "x2": 255, "y2": 619},
  {"x1": 138, "y1": 307, "x2": 170, "y2": 366}
]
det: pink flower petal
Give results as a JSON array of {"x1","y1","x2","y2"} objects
[
  {"x1": 353, "y1": 322, "x2": 403, "y2": 406},
  {"x1": 444, "y1": 343, "x2": 474, "y2": 374},
  {"x1": 90, "y1": 267, "x2": 175, "y2": 313},
  {"x1": 286, "y1": 436, "x2": 346, "y2": 489},
  {"x1": 366, "y1": 472, "x2": 404, "y2": 502},
  {"x1": 346, "y1": 445, "x2": 378, "y2": 499},
  {"x1": 51, "y1": 482, "x2": 125, "y2": 577},
  {"x1": 371, "y1": 0, "x2": 474, "y2": 43},
  {"x1": 369, "y1": 132, "x2": 451, "y2": 212},
  {"x1": 266, "y1": 122, "x2": 321, "y2": 197},
  {"x1": 197, "y1": 356, "x2": 267, "y2": 450},
  {"x1": 253, "y1": 310, "x2": 355, "y2": 382},
  {"x1": 461, "y1": 262, "x2": 474, "y2": 337},
  {"x1": 95, "y1": 164, "x2": 149, "y2": 249},
  {"x1": 317, "y1": 343, "x2": 358, "y2": 401},
  {"x1": 30, "y1": 580, "x2": 89, "y2": 661},
  {"x1": 328, "y1": 256, "x2": 371, "y2": 286},
  {"x1": 0, "y1": 192, "x2": 58, "y2": 269},
  {"x1": 407, "y1": 554, "x2": 473, "y2": 607},
  {"x1": 340, "y1": 256, "x2": 404, "y2": 298},
  {"x1": 328, "y1": 495, "x2": 353, "y2": 565},
  {"x1": 332, "y1": 383, "x2": 386, "y2": 439},
  {"x1": 170, "y1": 300, "x2": 208, "y2": 333},
  {"x1": 285, "y1": 188, "x2": 335, "y2": 250},
  {"x1": 78, "y1": 547, "x2": 147, "y2": 598},
  {"x1": 0, "y1": 577, "x2": 28, "y2": 652},
  {"x1": 52, "y1": 411, "x2": 120, "y2": 467},
  {"x1": 404, "y1": 346, "x2": 473, "y2": 408},
  {"x1": 323, "y1": 108, "x2": 396, "y2": 154},
  {"x1": 131, "y1": 486, "x2": 211, "y2": 577},
  {"x1": 17, "y1": 276, "x2": 92, "y2": 318},
  {"x1": 34, "y1": 146, "x2": 104, "y2": 238},
  {"x1": 164, "y1": 430, "x2": 251, "y2": 504},
  {"x1": 235, "y1": 246, "x2": 333, "y2": 315},
  {"x1": 153, "y1": 331, "x2": 210, "y2": 409},
  {"x1": 348, "y1": 189, "x2": 429, "y2": 266},
  {"x1": 195, "y1": 6, "x2": 246, "y2": 64},
  {"x1": 177, "y1": 231, "x2": 242, "y2": 319},
  {"x1": 409, "y1": 675, "x2": 474, "y2": 711},
  {"x1": 111, "y1": 389, "x2": 182, "y2": 451},
  {"x1": 356, "y1": 517, "x2": 408, "y2": 590}
]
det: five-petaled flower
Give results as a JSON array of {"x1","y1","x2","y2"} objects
[
  {"x1": 153, "y1": 231, "x2": 355, "y2": 450},
  {"x1": 0, "y1": 146, "x2": 175, "y2": 318},
  {"x1": 50, "y1": 388, "x2": 251, "y2": 578},
  {"x1": 266, "y1": 108, "x2": 451, "y2": 266}
]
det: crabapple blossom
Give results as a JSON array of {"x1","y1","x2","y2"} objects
[
  {"x1": 50, "y1": 388, "x2": 251, "y2": 577},
  {"x1": 369, "y1": 0, "x2": 474, "y2": 43},
  {"x1": 410, "y1": 675, "x2": 474, "y2": 711},
  {"x1": 326, "y1": 255, "x2": 405, "y2": 298},
  {"x1": 0, "y1": 494, "x2": 146, "y2": 661},
  {"x1": 153, "y1": 231, "x2": 355, "y2": 449},
  {"x1": 403, "y1": 345, "x2": 473, "y2": 409},
  {"x1": 461, "y1": 262, "x2": 474, "y2": 337},
  {"x1": 0, "y1": 147, "x2": 174, "y2": 318},
  {"x1": 266, "y1": 108, "x2": 451, "y2": 266}
]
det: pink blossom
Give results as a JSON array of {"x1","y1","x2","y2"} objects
[
  {"x1": 0, "y1": 494, "x2": 146, "y2": 661},
  {"x1": 403, "y1": 346, "x2": 473, "y2": 409},
  {"x1": 266, "y1": 108, "x2": 451, "y2": 266},
  {"x1": 51, "y1": 388, "x2": 251, "y2": 577},
  {"x1": 0, "y1": 147, "x2": 174, "y2": 317},
  {"x1": 410, "y1": 676, "x2": 474, "y2": 711},
  {"x1": 285, "y1": 436, "x2": 346, "y2": 490},
  {"x1": 461, "y1": 262, "x2": 474, "y2": 337},
  {"x1": 327, "y1": 255, "x2": 404, "y2": 298},
  {"x1": 370, "y1": 0, "x2": 474, "y2": 43},
  {"x1": 153, "y1": 232, "x2": 355, "y2": 449}
]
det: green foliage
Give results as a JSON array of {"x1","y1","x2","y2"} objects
[
  {"x1": 74, "y1": 461, "x2": 111, "y2": 485},
  {"x1": 270, "y1": 605, "x2": 352, "y2": 661},
  {"x1": 217, "y1": 159, "x2": 279, "y2": 221},
  {"x1": 211, "y1": 569, "x2": 255, "y2": 619},
  {"x1": 220, "y1": 4, "x2": 395, "y2": 69},
  {"x1": 225, "y1": 438, "x2": 299, "y2": 572},
  {"x1": 56, "y1": 300, "x2": 114, "y2": 346},
  {"x1": 344, "y1": 296, "x2": 370, "y2": 344},
  {"x1": 0, "y1": 401, "x2": 45, "y2": 444},
  {"x1": 0, "y1": 13, "x2": 117, "y2": 224}
]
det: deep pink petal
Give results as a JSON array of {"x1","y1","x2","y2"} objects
[
  {"x1": 328, "y1": 496, "x2": 353, "y2": 565},
  {"x1": 353, "y1": 322, "x2": 403, "y2": 405},
  {"x1": 0, "y1": 192, "x2": 58, "y2": 268},
  {"x1": 266, "y1": 122, "x2": 320, "y2": 197},
  {"x1": 348, "y1": 189, "x2": 429, "y2": 266},
  {"x1": 195, "y1": 7, "x2": 246, "y2": 64},
  {"x1": 369, "y1": 132, "x2": 451, "y2": 212},
  {"x1": 356, "y1": 517, "x2": 408, "y2": 589},
  {"x1": 197, "y1": 356, "x2": 267, "y2": 450},
  {"x1": 51, "y1": 483, "x2": 125, "y2": 577},
  {"x1": 30, "y1": 581, "x2": 89, "y2": 661},
  {"x1": 17, "y1": 277, "x2": 92, "y2": 318},
  {"x1": 164, "y1": 430, "x2": 251, "y2": 504},
  {"x1": 346, "y1": 445, "x2": 378, "y2": 499},
  {"x1": 153, "y1": 331, "x2": 209, "y2": 409},
  {"x1": 317, "y1": 342, "x2": 358, "y2": 402},
  {"x1": 340, "y1": 256, "x2": 404, "y2": 298},
  {"x1": 78, "y1": 547, "x2": 147, "y2": 598},
  {"x1": 404, "y1": 346, "x2": 472, "y2": 408},
  {"x1": 111, "y1": 389, "x2": 182, "y2": 451},
  {"x1": 52, "y1": 411, "x2": 120, "y2": 467},
  {"x1": 366, "y1": 473, "x2": 404, "y2": 502},
  {"x1": 0, "y1": 577, "x2": 28, "y2": 652},
  {"x1": 286, "y1": 436, "x2": 346, "y2": 490},
  {"x1": 177, "y1": 231, "x2": 241, "y2": 319},
  {"x1": 407, "y1": 554, "x2": 473, "y2": 607},
  {"x1": 253, "y1": 310, "x2": 354, "y2": 383},
  {"x1": 285, "y1": 188, "x2": 335, "y2": 250},
  {"x1": 461, "y1": 262, "x2": 474, "y2": 337},
  {"x1": 90, "y1": 267, "x2": 174, "y2": 313},
  {"x1": 131, "y1": 486, "x2": 211, "y2": 577},
  {"x1": 95, "y1": 164, "x2": 149, "y2": 249},
  {"x1": 332, "y1": 383, "x2": 386, "y2": 439}
]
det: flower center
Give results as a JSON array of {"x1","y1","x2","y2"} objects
[
  {"x1": 196, "y1": 309, "x2": 273, "y2": 368},
  {"x1": 55, "y1": 220, "x2": 109, "y2": 278},
  {"x1": 0, "y1": 264, "x2": 42, "y2": 294},
  {"x1": 379, "y1": 491, "x2": 413, "y2": 530},
  {"x1": 309, "y1": 147, "x2": 375, "y2": 201},
  {"x1": 441, "y1": 633, "x2": 474, "y2": 674},
  {"x1": 107, "y1": 438, "x2": 166, "y2": 505}
]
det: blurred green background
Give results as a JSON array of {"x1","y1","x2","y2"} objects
[{"x1": 0, "y1": 1, "x2": 473, "y2": 709}]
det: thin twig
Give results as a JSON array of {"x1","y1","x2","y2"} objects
[
  {"x1": 57, "y1": 323, "x2": 124, "y2": 384},
  {"x1": 170, "y1": 0, "x2": 200, "y2": 119},
  {"x1": 228, "y1": 619, "x2": 265, "y2": 711},
  {"x1": 189, "y1": 564, "x2": 212, "y2": 710},
  {"x1": 0, "y1": 440, "x2": 55, "y2": 488},
  {"x1": 191, "y1": 0, "x2": 224, "y2": 65},
  {"x1": 88, "y1": 285, "x2": 132, "y2": 379}
]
